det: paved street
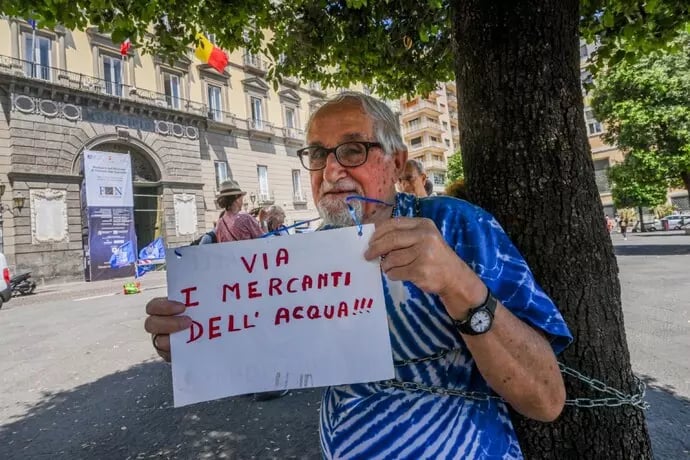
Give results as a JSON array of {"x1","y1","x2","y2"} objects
[{"x1": 0, "y1": 233, "x2": 688, "y2": 459}]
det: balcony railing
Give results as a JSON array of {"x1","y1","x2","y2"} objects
[
  {"x1": 283, "y1": 127, "x2": 305, "y2": 141},
  {"x1": 293, "y1": 192, "x2": 308, "y2": 204},
  {"x1": 243, "y1": 53, "x2": 268, "y2": 73},
  {"x1": 257, "y1": 191, "x2": 275, "y2": 205},
  {"x1": 248, "y1": 118, "x2": 275, "y2": 135},
  {"x1": 408, "y1": 140, "x2": 447, "y2": 152},
  {"x1": 0, "y1": 54, "x2": 207, "y2": 116},
  {"x1": 207, "y1": 108, "x2": 239, "y2": 126},
  {"x1": 405, "y1": 121, "x2": 442, "y2": 135},
  {"x1": 426, "y1": 159, "x2": 447, "y2": 170},
  {"x1": 402, "y1": 100, "x2": 440, "y2": 115},
  {"x1": 447, "y1": 94, "x2": 458, "y2": 106}
]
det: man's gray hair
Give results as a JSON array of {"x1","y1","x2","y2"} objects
[
  {"x1": 307, "y1": 91, "x2": 407, "y2": 156},
  {"x1": 406, "y1": 158, "x2": 426, "y2": 175}
]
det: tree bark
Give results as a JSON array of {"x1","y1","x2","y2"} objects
[
  {"x1": 451, "y1": 0, "x2": 652, "y2": 458},
  {"x1": 681, "y1": 170, "x2": 690, "y2": 206}
]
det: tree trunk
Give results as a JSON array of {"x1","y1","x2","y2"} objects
[
  {"x1": 451, "y1": 0, "x2": 652, "y2": 458},
  {"x1": 638, "y1": 206, "x2": 646, "y2": 233},
  {"x1": 681, "y1": 170, "x2": 690, "y2": 206}
]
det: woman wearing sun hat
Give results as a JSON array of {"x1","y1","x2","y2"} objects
[{"x1": 214, "y1": 179, "x2": 263, "y2": 242}]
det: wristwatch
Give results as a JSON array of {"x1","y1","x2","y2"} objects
[{"x1": 453, "y1": 290, "x2": 498, "y2": 335}]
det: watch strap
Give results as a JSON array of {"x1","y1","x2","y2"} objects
[{"x1": 453, "y1": 291, "x2": 497, "y2": 335}]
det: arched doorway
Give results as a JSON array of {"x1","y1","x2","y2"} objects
[{"x1": 87, "y1": 142, "x2": 163, "y2": 253}]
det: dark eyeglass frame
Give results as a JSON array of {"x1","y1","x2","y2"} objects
[{"x1": 296, "y1": 141, "x2": 383, "y2": 171}]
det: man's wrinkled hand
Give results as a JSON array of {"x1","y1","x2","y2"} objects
[
  {"x1": 144, "y1": 297, "x2": 192, "y2": 362},
  {"x1": 364, "y1": 217, "x2": 487, "y2": 319}
]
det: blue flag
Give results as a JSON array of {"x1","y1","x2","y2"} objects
[
  {"x1": 136, "y1": 237, "x2": 166, "y2": 277},
  {"x1": 109, "y1": 240, "x2": 136, "y2": 269},
  {"x1": 27, "y1": 19, "x2": 37, "y2": 30}
]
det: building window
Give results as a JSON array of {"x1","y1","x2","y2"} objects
[
  {"x1": 292, "y1": 170, "x2": 305, "y2": 202},
  {"x1": 580, "y1": 70, "x2": 593, "y2": 93},
  {"x1": 102, "y1": 55, "x2": 123, "y2": 96},
  {"x1": 164, "y1": 73, "x2": 181, "y2": 109},
  {"x1": 585, "y1": 108, "x2": 603, "y2": 135},
  {"x1": 214, "y1": 161, "x2": 229, "y2": 190},
  {"x1": 207, "y1": 84, "x2": 223, "y2": 121},
  {"x1": 251, "y1": 96, "x2": 264, "y2": 128},
  {"x1": 433, "y1": 173, "x2": 446, "y2": 185},
  {"x1": 285, "y1": 107, "x2": 297, "y2": 129},
  {"x1": 442, "y1": 121, "x2": 448, "y2": 129},
  {"x1": 444, "y1": 139, "x2": 450, "y2": 147},
  {"x1": 23, "y1": 34, "x2": 52, "y2": 80},
  {"x1": 433, "y1": 154, "x2": 443, "y2": 162},
  {"x1": 593, "y1": 159, "x2": 610, "y2": 193},
  {"x1": 430, "y1": 135, "x2": 440, "y2": 143},
  {"x1": 580, "y1": 44, "x2": 589, "y2": 59},
  {"x1": 410, "y1": 137, "x2": 422, "y2": 147},
  {"x1": 257, "y1": 165, "x2": 270, "y2": 201}
]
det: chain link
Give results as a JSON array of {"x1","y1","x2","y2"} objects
[{"x1": 388, "y1": 349, "x2": 649, "y2": 410}]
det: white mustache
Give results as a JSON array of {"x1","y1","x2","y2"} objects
[{"x1": 320, "y1": 181, "x2": 360, "y2": 194}]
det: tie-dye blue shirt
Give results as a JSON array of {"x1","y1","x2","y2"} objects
[{"x1": 319, "y1": 193, "x2": 572, "y2": 459}]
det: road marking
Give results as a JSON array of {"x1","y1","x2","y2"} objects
[{"x1": 74, "y1": 292, "x2": 118, "y2": 302}]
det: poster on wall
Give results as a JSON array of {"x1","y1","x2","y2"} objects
[
  {"x1": 86, "y1": 207, "x2": 137, "y2": 281},
  {"x1": 82, "y1": 150, "x2": 134, "y2": 208},
  {"x1": 81, "y1": 150, "x2": 137, "y2": 281}
]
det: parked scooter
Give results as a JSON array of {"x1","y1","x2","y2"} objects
[{"x1": 11, "y1": 271, "x2": 36, "y2": 297}]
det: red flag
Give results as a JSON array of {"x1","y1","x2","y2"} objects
[{"x1": 120, "y1": 39, "x2": 131, "y2": 56}]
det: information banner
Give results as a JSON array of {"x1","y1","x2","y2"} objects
[
  {"x1": 83, "y1": 150, "x2": 134, "y2": 208},
  {"x1": 86, "y1": 207, "x2": 137, "y2": 281},
  {"x1": 81, "y1": 150, "x2": 137, "y2": 281}
]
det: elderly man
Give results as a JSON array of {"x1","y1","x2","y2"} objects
[
  {"x1": 398, "y1": 158, "x2": 429, "y2": 197},
  {"x1": 145, "y1": 92, "x2": 571, "y2": 459}
]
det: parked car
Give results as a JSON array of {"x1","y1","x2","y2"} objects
[
  {"x1": 631, "y1": 219, "x2": 661, "y2": 232},
  {"x1": 661, "y1": 214, "x2": 690, "y2": 230},
  {"x1": 0, "y1": 253, "x2": 12, "y2": 309}
]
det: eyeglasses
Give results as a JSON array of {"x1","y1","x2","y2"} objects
[
  {"x1": 296, "y1": 141, "x2": 382, "y2": 171},
  {"x1": 398, "y1": 175, "x2": 420, "y2": 183}
]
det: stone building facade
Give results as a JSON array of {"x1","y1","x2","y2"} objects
[{"x1": 0, "y1": 19, "x2": 321, "y2": 283}]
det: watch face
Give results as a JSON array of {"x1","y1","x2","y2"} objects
[{"x1": 470, "y1": 310, "x2": 492, "y2": 333}]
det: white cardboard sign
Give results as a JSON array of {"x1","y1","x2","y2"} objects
[{"x1": 166, "y1": 224, "x2": 394, "y2": 407}]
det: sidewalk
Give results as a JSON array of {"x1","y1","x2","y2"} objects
[{"x1": 10, "y1": 270, "x2": 168, "y2": 306}]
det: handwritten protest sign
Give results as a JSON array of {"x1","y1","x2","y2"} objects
[{"x1": 166, "y1": 224, "x2": 394, "y2": 407}]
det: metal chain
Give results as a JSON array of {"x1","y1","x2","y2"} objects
[{"x1": 388, "y1": 349, "x2": 649, "y2": 410}]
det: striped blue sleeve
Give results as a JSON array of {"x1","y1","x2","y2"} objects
[{"x1": 424, "y1": 197, "x2": 572, "y2": 354}]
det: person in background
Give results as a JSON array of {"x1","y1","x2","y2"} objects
[
  {"x1": 424, "y1": 179, "x2": 434, "y2": 196},
  {"x1": 264, "y1": 205, "x2": 288, "y2": 235},
  {"x1": 214, "y1": 180, "x2": 263, "y2": 242},
  {"x1": 197, "y1": 211, "x2": 225, "y2": 245},
  {"x1": 619, "y1": 218, "x2": 628, "y2": 240},
  {"x1": 398, "y1": 159, "x2": 428, "y2": 197}
]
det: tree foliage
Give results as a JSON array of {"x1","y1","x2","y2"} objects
[
  {"x1": 607, "y1": 150, "x2": 669, "y2": 209},
  {"x1": 592, "y1": 33, "x2": 690, "y2": 197},
  {"x1": 445, "y1": 149, "x2": 464, "y2": 183},
  {"x1": 1, "y1": 0, "x2": 688, "y2": 97}
]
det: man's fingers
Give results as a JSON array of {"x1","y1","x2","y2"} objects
[
  {"x1": 144, "y1": 314, "x2": 192, "y2": 335},
  {"x1": 146, "y1": 297, "x2": 185, "y2": 316},
  {"x1": 380, "y1": 248, "x2": 418, "y2": 273},
  {"x1": 152, "y1": 333, "x2": 171, "y2": 353},
  {"x1": 365, "y1": 229, "x2": 418, "y2": 260}
]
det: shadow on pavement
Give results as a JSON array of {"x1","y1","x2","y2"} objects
[
  {"x1": 614, "y1": 244, "x2": 690, "y2": 256},
  {"x1": 640, "y1": 375, "x2": 690, "y2": 459},
  {"x1": 0, "y1": 361, "x2": 322, "y2": 459}
]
